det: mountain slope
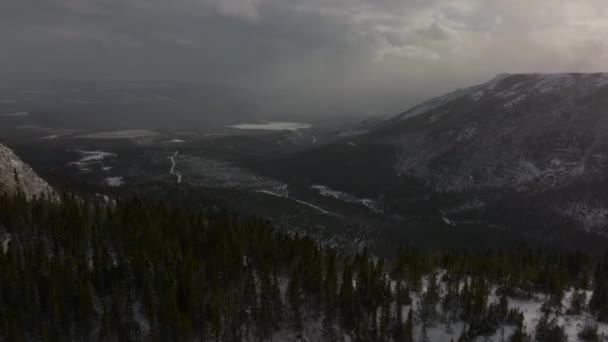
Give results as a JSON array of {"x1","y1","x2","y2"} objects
[
  {"x1": 263, "y1": 73, "x2": 608, "y2": 244},
  {"x1": 0, "y1": 142, "x2": 54, "y2": 198},
  {"x1": 377, "y1": 73, "x2": 608, "y2": 192}
]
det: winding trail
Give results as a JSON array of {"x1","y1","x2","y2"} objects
[
  {"x1": 256, "y1": 190, "x2": 340, "y2": 217},
  {"x1": 169, "y1": 151, "x2": 182, "y2": 184}
]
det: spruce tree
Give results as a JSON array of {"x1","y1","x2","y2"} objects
[
  {"x1": 590, "y1": 252, "x2": 608, "y2": 321},
  {"x1": 403, "y1": 308, "x2": 414, "y2": 342}
]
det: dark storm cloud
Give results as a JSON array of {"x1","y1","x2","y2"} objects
[
  {"x1": 2, "y1": 0, "x2": 608, "y2": 117},
  {"x1": 1, "y1": 0, "x2": 356, "y2": 81}
]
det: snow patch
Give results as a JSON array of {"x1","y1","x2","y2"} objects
[
  {"x1": 1, "y1": 233, "x2": 11, "y2": 254},
  {"x1": 312, "y1": 185, "x2": 382, "y2": 213},
  {"x1": 514, "y1": 160, "x2": 542, "y2": 186},
  {"x1": 456, "y1": 126, "x2": 477, "y2": 142},
  {"x1": 76, "y1": 150, "x2": 116, "y2": 163},
  {"x1": 503, "y1": 94, "x2": 526, "y2": 109},
  {"x1": 70, "y1": 150, "x2": 117, "y2": 171},
  {"x1": 510, "y1": 81, "x2": 525, "y2": 90},
  {"x1": 428, "y1": 113, "x2": 442, "y2": 123},
  {"x1": 534, "y1": 74, "x2": 575, "y2": 93},
  {"x1": 495, "y1": 81, "x2": 525, "y2": 98},
  {"x1": 562, "y1": 202, "x2": 608, "y2": 233},
  {"x1": 470, "y1": 90, "x2": 485, "y2": 101},
  {"x1": 442, "y1": 217, "x2": 456, "y2": 226},
  {"x1": 595, "y1": 73, "x2": 608, "y2": 88},
  {"x1": 550, "y1": 159, "x2": 562, "y2": 167},
  {"x1": 496, "y1": 90, "x2": 517, "y2": 98},
  {"x1": 105, "y1": 177, "x2": 124, "y2": 187},
  {"x1": 133, "y1": 302, "x2": 151, "y2": 337}
]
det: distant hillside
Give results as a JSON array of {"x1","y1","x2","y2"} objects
[{"x1": 262, "y1": 73, "x2": 608, "y2": 245}]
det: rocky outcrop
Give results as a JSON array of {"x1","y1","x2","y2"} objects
[{"x1": 0, "y1": 143, "x2": 54, "y2": 199}]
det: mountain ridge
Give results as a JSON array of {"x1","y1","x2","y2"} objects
[
  {"x1": 393, "y1": 72, "x2": 608, "y2": 122},
  {"x1": 260, "y1": 72, "x2": 608, "y2": 243}
]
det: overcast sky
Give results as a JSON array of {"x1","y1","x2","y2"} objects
[{"x1": 2, "y1": 0, "x2": 608, "y2": 118}]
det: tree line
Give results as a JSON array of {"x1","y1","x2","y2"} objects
[{"x1": 0, "y1": 191, "x2": 607, "y2": 341}]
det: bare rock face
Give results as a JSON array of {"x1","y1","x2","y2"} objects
[{"x1": 0, "y1": 143, "x2": 54, "y2": 199}]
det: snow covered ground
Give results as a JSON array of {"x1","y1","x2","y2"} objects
[
  {"x1": 76, "y1": 150, "x2": 116, "y2": 163},
  {"x1": 501, "y1": 288, "x2": 608, "y2": 341},
  {"x1": 271, "y1": 283, "x2": 608, "y2": 342},
  {"x1": 70, "y1": 150, "x2": 117, "y2": 172}
]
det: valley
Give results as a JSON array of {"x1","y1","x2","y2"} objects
[
  {"x1": 3, "y1": 74, "x2": 608, "y2": 341},
  {"x1": 3, "y1": 74, "x2": 608, "y2": 254},
  {"x1": 5, "y1": 2, "x2": 608, "y2": 340}
]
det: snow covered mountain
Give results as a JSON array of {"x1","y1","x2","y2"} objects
[
  {"x1": 382, "y1": 73, "x2": 608, "y2": 192},
  {"x1": 0, "y1": 143, "x2": 54, "y2": 199},
  {"x1": 268, "y1": 73, "x2": 608, "y2": 244},
  {"x1": 394, "y1": 73, "x2": 608, "y2": 122}
]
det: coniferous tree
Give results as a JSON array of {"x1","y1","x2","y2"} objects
[
  {"x1": 578, "y1": 323, "x2": 600, "y2": 341},
  {"x1": 535, "y1": 314, "x2": 567, "y2": 342},
  {"x1": 393, "y1": 283, "x2": 405, "y2": 341},
  {"x1": 287, "y1": 267, "x2": 303, "y2": 332},
  {"x1": 567, "y1": 290, "x2": 587, "y2": 315},
  {"x1": 458, "y1": 324, "x2": 468, "y2": 342},
  {"x1": 0, "y1": 192, "x2": 605, "y2": 342},
  {"x1": 590, "y1": 252, "x2": 608, "y2": 322},
  {"x1": 403, "y1": 308, "x2": 414, "y2": 342},
  {"x1": 339, "y1": 262, "x2": 356, "y2": 333},
  {"x1": 419, "y1": 321, "x2": 430, "y2": 342}
]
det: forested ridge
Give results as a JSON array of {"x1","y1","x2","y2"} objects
[{"x1": 1, "y1": 191, "x2": 608, "y2": 341}]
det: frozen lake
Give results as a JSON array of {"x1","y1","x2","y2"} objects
[
  {"x1": 77, "y1": 129, "x2": 159, "y2": 139},
  {"x1": 227, "y1": 122, "x2": 311, "y2": 131}
]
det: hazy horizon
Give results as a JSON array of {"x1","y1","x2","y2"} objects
[{"x1": 3, "y1": 0, "x2": 608, "y2": 118}]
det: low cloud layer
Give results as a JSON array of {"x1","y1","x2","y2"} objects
[{"x1": 2, "y1": 0, "x2": 608, "y2": 118}]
